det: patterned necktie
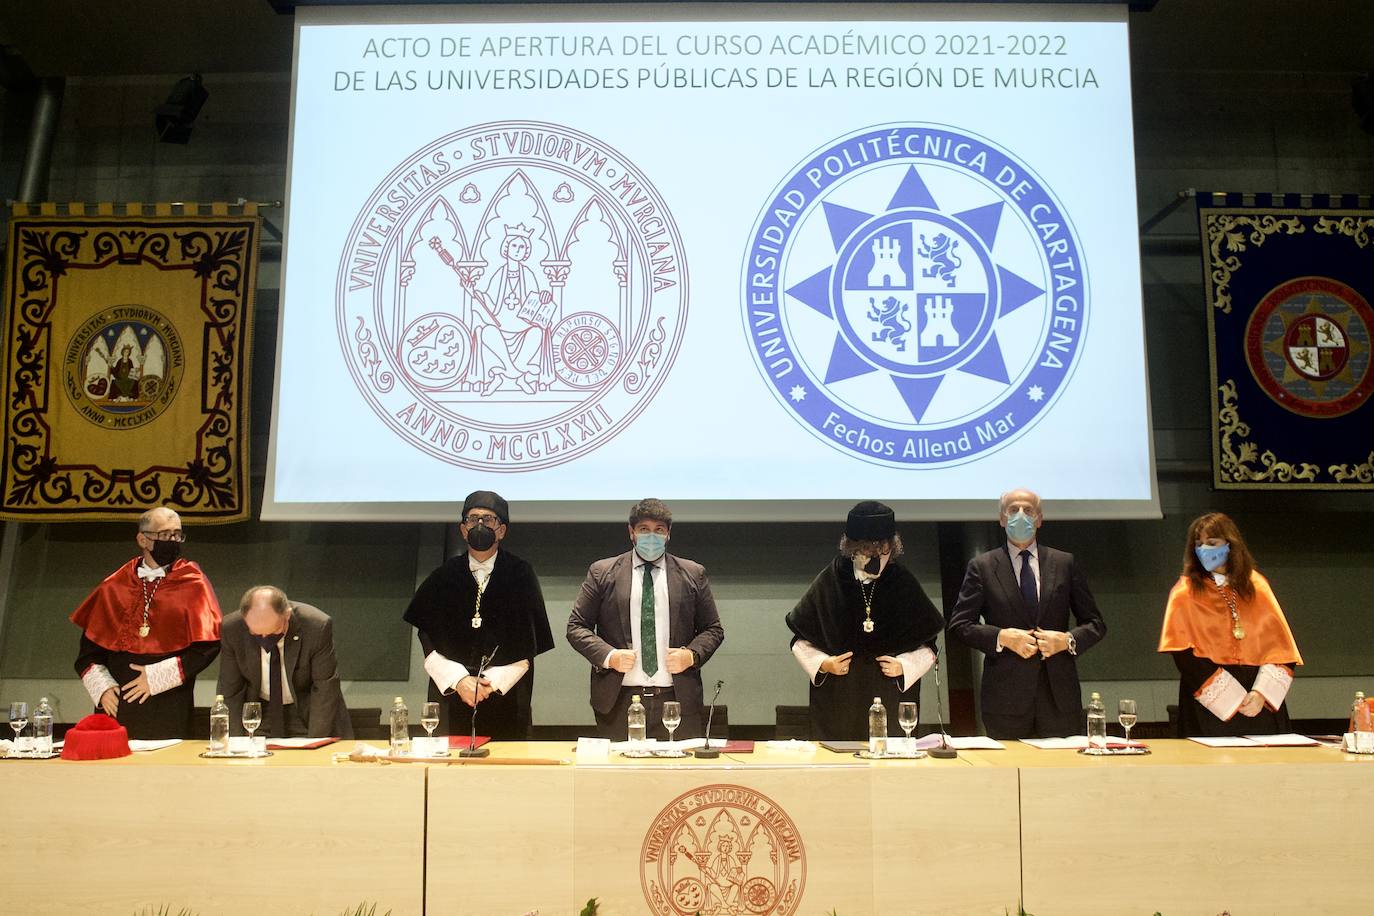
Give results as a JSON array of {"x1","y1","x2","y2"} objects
[
  {"x1": 641, "y1": 562, "x2": 658, "y2": 677},
  {"x1": 1018, "y1": 549, "x2": 1038, "y2": 611}
]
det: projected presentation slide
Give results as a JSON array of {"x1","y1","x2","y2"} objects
[{"x1": 267, "y1": 3, "x2": 1157, "y2": 521}]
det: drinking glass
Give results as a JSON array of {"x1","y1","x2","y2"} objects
[
  {"x1": 662, "y1": 701, "x2": 682, "y2": 754},
  {"x1": 1118, "y1": 699, "x2": 1138, "y2": 749},
  {"x1": 421, "y1": 702, "x2": 440, "y2": 755},
  {"x1": 897, "y1": 702, "x2": 918, "y2": 756},
  {"x1": 421, "y1": 702, "x2": 440, "y2": 738},
  {"x1": 242, "y1": 702, "x2": 262, "y2": 755},
  {"x1": 8, "y1": 701, "x2": 28, "y2": 758}
]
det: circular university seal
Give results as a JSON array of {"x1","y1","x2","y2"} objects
[
  {"x1": 641, "y1": 784, "x2": 806, "y2": 916},
  {"x1": 337, "y1": 121, "x2": 687, "y2": 470},
  {"x1": 1244, "y1": 275, "x2": 1373, "y2": 418},
  {"x1": 741, "y1": 123, "x2": 1088, "y2": 467},
  {"x1": 63, "y1": 305, "x2": 185, "y2": 429}
]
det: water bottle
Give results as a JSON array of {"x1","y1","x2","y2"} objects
[
  {"x1": 1351, "y1": 691, "x2": 1374, "y2": 754},
  {"x1": 868, "y1": 697, "x2": 888, "y2": 757},
  {"x1": 209, "y1": 694, "x2": 230, "y2": 754},
  {"x1": 1086, "y1": 691, "x2": 1107, "y2": 754},
  {"x1": 32, "y1": 697, "x2": 54, "y2": 758},
  {"x1": 627, "y1": 695, "x2": 647, "y2": 749},
  {"x1": 389, "y1": 696, "x2": 411, "y2": 755}
]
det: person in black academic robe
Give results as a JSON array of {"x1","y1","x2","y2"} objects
[
  {"x1": 786, "y1": 501, "x2": 945, "y2": 740},
  {"x1": 403, "y1": 491, "x2": 554, "y2": 740}
]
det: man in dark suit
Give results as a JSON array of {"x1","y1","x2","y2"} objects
[
  {"x1": 567, "y1": 498, "x2": 725, "y2": 740},
  {"x1": 218, "y1": 585, "x2": 352, "y2": 738},
  {"x1": 947, "y1": 489, "x2": 1106, "y2": 738}
]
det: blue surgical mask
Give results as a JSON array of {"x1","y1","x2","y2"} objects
[
  {"x1": 634, "y1": 532, "x2": 667, "y2": 562},
  {"x1": 1005, "y1": 511, "x2": 1036, "y2": 544},
  {"x1": 1195, "y1": 542, "x2": 1230, "y2": 572}
]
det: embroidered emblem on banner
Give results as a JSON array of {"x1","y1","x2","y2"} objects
[
  {"x1": 641, "y1": 783, "x2": 806, "y2": 916},
  {"x1": 1244, "y1": 276, "x2": 1372, "y2": 419},
  {"x1": 742, "y1": 124, "x2": 1087, "y2": 467},
  {"x1": 337, "y1": 121, "x2": 687, "y2": 470},
  {"x1": 65, "y1": 307, "x2": 185, "y2": 430}
]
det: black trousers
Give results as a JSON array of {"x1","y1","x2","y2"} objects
[
  {"x1": 981, "y1": 665, "x2": 1082, "y2": 739},
  {"x1": 594, "y1": 686, "x2": 704, "y2": 741}
]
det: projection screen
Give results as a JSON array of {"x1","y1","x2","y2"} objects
[{"x1": 266, "y1": 2, "x2": 1158, "y2": 521}]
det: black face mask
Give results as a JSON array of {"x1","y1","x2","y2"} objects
[
  {"x1": 251, "y1": 632, "x2": 283, "y2": 651},
  {"x1": 862, "y1": 554, "x2": 882, "y2": 575},
  {"x1": 150, "y1": 539, "x2": 181, "y2": 568},
  {"x1": 465, "y1": 524, "x2": 497, "y2": 551}
]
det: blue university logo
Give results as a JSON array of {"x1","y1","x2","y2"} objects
[{"x1": 742, "y1": 124, "x2": 1088, "y2": 467}]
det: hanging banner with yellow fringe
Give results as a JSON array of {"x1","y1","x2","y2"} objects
[
  {"x1": 1, "y1": 203, "x2": 257, "y2": 521},
  {"x1": 1199, "y1": 192, "x2": 1374, "y2": 489}
]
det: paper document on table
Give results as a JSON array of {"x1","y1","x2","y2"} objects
[
  {"x1": 1190, "y1": 734, "x2": 1321, "y2": 748},
  {"x1": 1020, "y1": 736, "x2": 1089, "y2": 749},
  {"x1": 128, "y1": 739, "x2": 181, "y2": 752},
  {"x1": 1244, "y1": 733, "x2": 1320, "y2": 746},
  {"x1": 947, "y1": 736, "x2": 1005, "y2": 750},
  {"x1": 1188, "y1": 736, "x2": 1259, "y2": 748}
]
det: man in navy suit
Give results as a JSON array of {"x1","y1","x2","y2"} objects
[{"x1": 947, "y1": 489, "x2": 1107, "y2": 738}]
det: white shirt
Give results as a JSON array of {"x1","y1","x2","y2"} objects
[
  {"x1": 257, "y1": 634, "x2": 295, "y2": 705},
  {"x1": 616, "y1": 555, "x2": 672, "y2": 688}
]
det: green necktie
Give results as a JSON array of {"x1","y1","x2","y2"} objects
[{"x1": 641, "y1": 561, "x2": 658, "y2": 677}]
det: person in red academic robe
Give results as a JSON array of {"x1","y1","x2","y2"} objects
[
  {"x1": 71, "y1": 506, "x2": 222, "y2": 739},
  {"x1": 1158, "y1": 511, "x2": 1303, "y2": 737}
]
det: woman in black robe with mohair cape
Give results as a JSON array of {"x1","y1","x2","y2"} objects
[{"x1": 786, "y1": 501, "x2": 945, "y2": 740}]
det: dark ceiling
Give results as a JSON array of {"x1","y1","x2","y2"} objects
[{"x1": 0, "y1": 1, "x2": 1370, "y2": 79}]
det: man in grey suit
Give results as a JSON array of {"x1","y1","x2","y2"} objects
[
  {"x1": 947, "y1": 488, "x2": 1107, "y2": 739},
  {"x1": 218, "y1": 585, "x2": 353, "y2": 738},
  {"x1": 567, "y1": 499, "x2": 725, "y2": 740}
]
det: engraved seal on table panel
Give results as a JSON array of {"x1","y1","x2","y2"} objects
[
  {"x1": 1244, "y1": 275, "x2": 1373, "y2": 418},
  {"x1": 64, "y1": 305, "x2": 185, "y2": 429},
  {"x1": 336, "y1": 120, "x2": 687, "y2": 470},
  {"x1": 741, "y1": 122, "x2": 1088, "y2": 468},
  {"x1": 641, "y1": 783, "x2": 806, "y2": 916}
]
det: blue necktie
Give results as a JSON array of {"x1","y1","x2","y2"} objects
[
  {"x1": 640, "y1": 562, "x2": 658, "y2": 677},
  {"x1": 1018, "y1": 549, "x2": 1038, "y2": 611}
]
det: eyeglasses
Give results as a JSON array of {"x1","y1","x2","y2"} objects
[
  {"x1": 142, "y1": 529, "x2": 185, "y2": 543},
  {"x1": 463, "y1": 514, "x2": 501, "y2": 528}
]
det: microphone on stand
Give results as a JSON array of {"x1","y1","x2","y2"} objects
[
  {"x1": 459, "y1": 643, "x2": 500, "y2": 758},
  {"x1": 692, "y1": 679, "x2": 725, "y2": 759},
  {"x1": 928, "y1": 644, "x2": 958, "y2": 759}
]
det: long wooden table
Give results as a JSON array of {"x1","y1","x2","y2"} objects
[{"x1": 3, "y1": 739, "x2": 1369, "y2": 915}]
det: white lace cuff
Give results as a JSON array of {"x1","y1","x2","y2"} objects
[
  {"x1": 791, "y1": 640, "x2": 829, "y2": 686},
  {"x1": 483, "y1": 659, "x2": 529, "y2": 695},
  {"x1": 80, "y1": 664, "x2": 118, "y2": 705},
  {"x1": 144, "y1": 657, "x2": 184, "y2": 695},
  {"x1": 1195, "y1": 668, "x2": 1246, "y2": 721},
  {"x1": 424, "y1": 650, "x2": 468, "y2": 694},
  {"x1": 1253, "y1": 664, "x2": 1294, "y2": 711},
  {"x1": 899, "y1": 647, "x2": 936, "y2": 693}
]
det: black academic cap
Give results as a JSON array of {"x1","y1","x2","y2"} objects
[
  {"x1": 462, "y1": 490, "x2": 509, "y2": 525},
  {"x1": 846, "y1": 500, "x2": 895, "y2": 540}
]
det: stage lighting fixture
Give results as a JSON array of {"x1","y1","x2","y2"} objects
[{"x1": 154, "y1": 74, "x2": 208, "y2": 144}]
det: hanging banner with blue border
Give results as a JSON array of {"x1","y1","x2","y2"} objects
[
  {"x1": 0, "y1": 203, "x2": 257, "y2": 521},
  {"x1": 1199, "y1": 192, "x2": 1374, "y2": 488}
]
